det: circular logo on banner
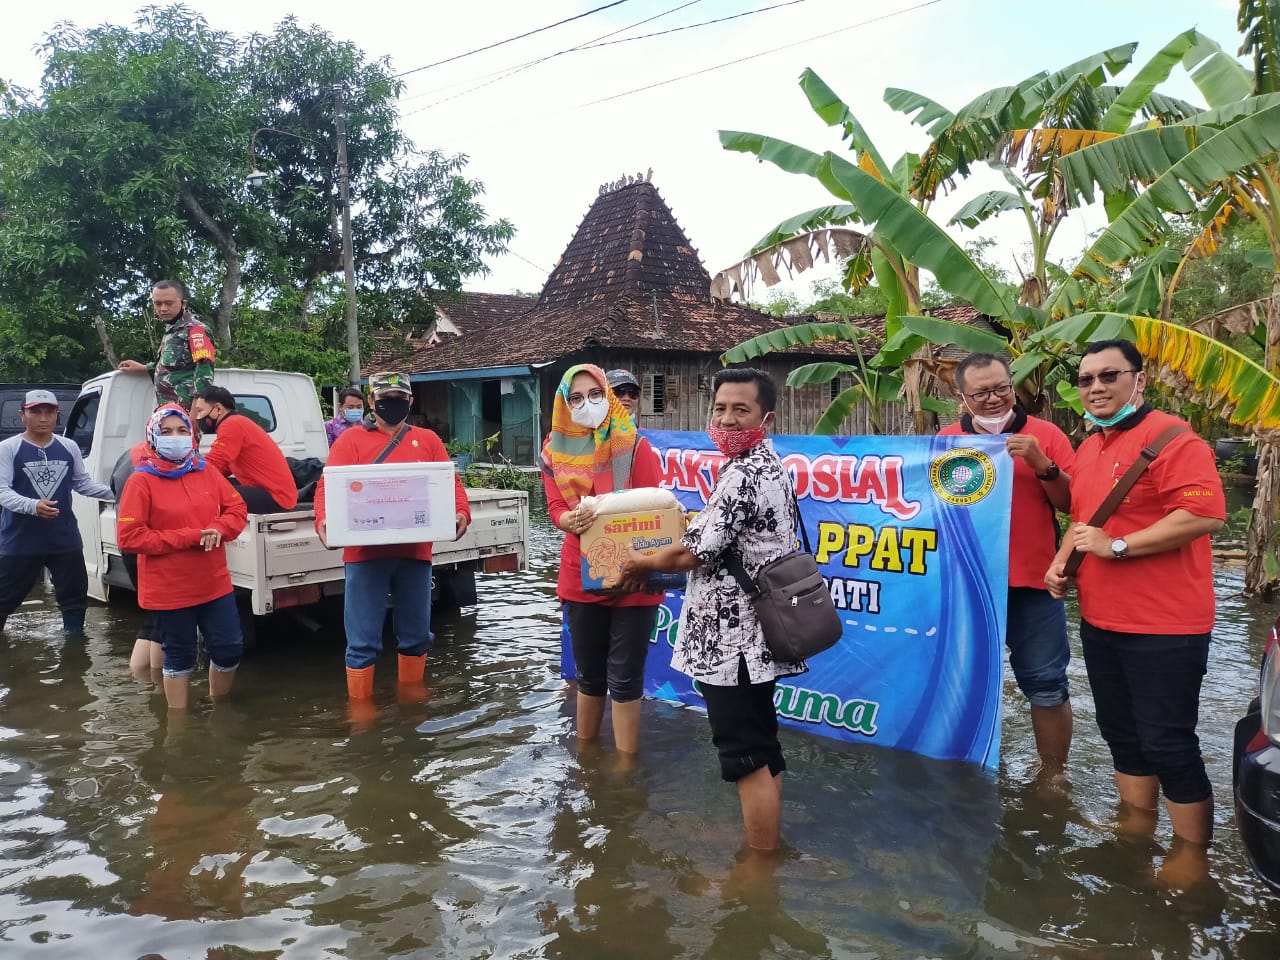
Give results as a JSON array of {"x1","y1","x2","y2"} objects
[{"x1": 930, "y1": 447, "x2": 995, "y2": 505}]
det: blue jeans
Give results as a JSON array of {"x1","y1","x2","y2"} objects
[
  {"x1": 343, "y1": 559, "x2": 434, "y2": 669},
  {"x1": 153, "y1": 591, "x2": 243, "y2": 679},
  {"x1": 1006, "y1": 587, "x2": 1070, "y2": 708}
]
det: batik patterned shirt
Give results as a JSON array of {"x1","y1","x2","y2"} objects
[{"x1": 671, "y1": 439, "x2": 808, "y2": 685}]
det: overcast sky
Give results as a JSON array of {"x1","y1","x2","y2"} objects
[{"x1": 3, "y1": 0, "x2": 1245, "y2": 303}]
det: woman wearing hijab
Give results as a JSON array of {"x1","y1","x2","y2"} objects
[
  {"x1": 542, "y1": 364, "x2": 664, "y2": 755},
  {"x1": 117, "y1": 405, "x2": 248, "y2": 710}
]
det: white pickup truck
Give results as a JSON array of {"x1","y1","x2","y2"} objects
[{"x1": 66, "y1": 368, "x2": 529, "y2": 623}]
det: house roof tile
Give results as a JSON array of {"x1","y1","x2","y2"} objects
[{"x1": 364, "y1": 178, "x2": 1003, "y2": 376}]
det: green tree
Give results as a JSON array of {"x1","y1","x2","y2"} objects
[{"x1": 0, "y1": 5, "x2": 513, "y2": 386}]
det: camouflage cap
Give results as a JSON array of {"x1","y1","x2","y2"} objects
[{"x1": 369, "y1": 371, "x2": 412, "y2": 397}]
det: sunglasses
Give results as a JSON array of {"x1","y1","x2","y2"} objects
[
  {"x1": 1075, "y1": 369, "x2": 1140, "y2": 389},
  {"x1": 613, "y1": 386, "x2": 640, "y2": 399}
]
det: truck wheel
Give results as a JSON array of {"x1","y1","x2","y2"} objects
[{"x1": 432, "y1": 563, "x2": 477, "y2": 613}]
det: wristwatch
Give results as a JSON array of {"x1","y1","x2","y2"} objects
[
  {"x1": 1035, "y1": 462, "x2": 1060, "y2": 481},
  {"x1": 1110, "y1": 537, "x2": 1129, "y2": 559}
]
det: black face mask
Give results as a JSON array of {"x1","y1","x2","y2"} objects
[
  {"x1": 198, "y1": 415, "x2": 219, "y2": 435},
  {"x1": 374, "y1": 396, "x2": 411, "y2": 426}
]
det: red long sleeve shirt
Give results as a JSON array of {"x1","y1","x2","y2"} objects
[
  {"x1": 117, "y1": 466, "x2": 248, "y2": 610},
  {"x1": 204, "y1": 414, "x2": 299, "y2": 511},
  {"x1": 315, "y1": 424, "x2": 470, "y2": 564}
]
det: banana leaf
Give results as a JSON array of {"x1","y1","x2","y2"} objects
[
  {"x1": 1009, "y1": 349, "x2": 1051, "y2": 384},
  {"x1": 910, "y1": 44, "x2": 1136, "y2": 199},
  {"x1": 949, "y1": 190, "x2": 1025, "y2": 228},
  {"x1": 1028, "y1": 311, "x2": 1136, "y2": 348},
  {"x1": 1055, "y1": 379, "x2": 1084, "y2": 414},
  {"x1": 786, "y1": 361, "x2": 860, "y2": 387},
  {"x1": 1099, "y1": 29, "x2": 1211, "y2": 133},
  {"x1": 743, "y1": 205, "x2": 860, "y2": 254},
  {"x1": 898, "y1": 314, "x2": 1009, "y2": 353},
  {"x1": 1111, "y1": 246, "x2": 1180, "y2": 316},
  {"x1": 718, "y1": 131, "x2": 833, "y2": 187},
  {"x1": 720, "y1": 322, "x2": 871, "y2": 365},
  {"x1": 1240, "y1": 0, "x2": 1280, "y2": 96},
  {"x1": 869, "y1": 328, "x2": 927, "y2": 369},
  {"x1": 1173, "y1": 90, "x2": 1280, "y2": 129},
  {"x1": 820, "y1": 152, "x2": 1017, "y2": 319},
  {"x1": 1186, "y1": 31, "x2": 1256, "y2": 106},
  {"x1": 799, "y1": 69, "x2": 894, "y2": 183},
  {"x1": 1133, "y1": 315, "x2": 1280, "y2": 428},
  {"x1": 882, "y1": 86, "x2": 956, "y2": 137},
  {"x1": 1049, "y1": 103, "x2": 1280, "y2": 315}
]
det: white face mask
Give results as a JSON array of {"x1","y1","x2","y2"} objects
[
  {"x1": 969, "y1": 408, "x2": 1015, "y2": 433},
  {"x1": 571, "y1": 396, "x2": 610, "y2": 430}
]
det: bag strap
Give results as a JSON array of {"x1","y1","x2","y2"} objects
[
  {"x1": 723, "y1": 472, "x2": 810, "y2": 598},
  {"x1": 1062, "y1": 424, "x2": 1187, "y2": 577},
  {"x1": 372, "y1": 423, "x2": 410, "y2": 464}
]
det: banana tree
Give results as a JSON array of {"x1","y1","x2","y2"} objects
[
  {"x1": 716, "y1": 38, "x2": 1218, "y2": 428},
  {"x1": 1040, "y1": 12, "x2": 1280, "y2": 593}
]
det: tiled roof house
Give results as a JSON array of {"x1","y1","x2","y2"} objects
[{"x1": 367, "y1": 175, "x2": 1002, "y2": 463}]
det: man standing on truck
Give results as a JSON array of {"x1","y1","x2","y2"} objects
[
  {"x1": 117, "y1": 280, "x2": 215, "y2": 409},
  {"x1": 191, "y1": 385, "x2": 298, "y2": 513},
  {"x1": 315, "y1": 371, "x2": 471, "y2": 722},
  {"x1": 0, "y1": 390, "x2": 115, "y2": 636}
]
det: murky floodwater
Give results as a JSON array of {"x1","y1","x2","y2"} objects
[{"x1": 2, "y1": 497, "x2": 1279, "y2": 959}]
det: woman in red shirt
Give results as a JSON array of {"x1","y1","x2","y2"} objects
[
  {"x1": 118, "y1": 405, "x2": 248, "y2": 710},
  {"x1": 542, "y1": 364, "x2": 664, "y2": 757}
]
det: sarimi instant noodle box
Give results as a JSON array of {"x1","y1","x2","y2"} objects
[{"x1": 579, "y1": 495, "x2": 687, "y2": 593}]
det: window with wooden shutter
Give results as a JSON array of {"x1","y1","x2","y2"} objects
[{"x1": 642, "y1": 373, "x2": 666, "y2": 416}]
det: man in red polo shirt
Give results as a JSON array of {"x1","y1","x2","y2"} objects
[
  {"x1": 192, "y1": 385, "x2": 299, "y2": 514},
  {"x1": 315, "y1": 371, "x2": 470, "y2": 719},
  {"x1": 941, "y1": 353, "x2": 1076, "y2": 774},
  {"x1": 1047, "y1": 339, "x2": 1224, "y2": 860}
]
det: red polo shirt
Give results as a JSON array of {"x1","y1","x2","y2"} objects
[
  {"x1": 205, "y1": 414, "x2": 299, "y2": 511},
  {"x1": 314, "y1": 424, "x2": 470, "y2": 564},
  {"x1": 940, "y1": 414, "x2": 1076, "y2": 590},
  {"x1": 1070, "y1": 408, "x2": 1224, "y2": 634}
]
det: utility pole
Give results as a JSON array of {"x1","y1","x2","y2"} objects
[{"x1": 334, "y1": 83, "x2": 361, "y2": 385}]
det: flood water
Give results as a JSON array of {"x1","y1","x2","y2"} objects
[{"x1": 2, "y1": 501, "x2": 1279, "y2": 959}]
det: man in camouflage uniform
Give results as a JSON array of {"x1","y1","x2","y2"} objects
[{"x1": 118, "y1": 280, "x2": 215, "y2": 409}]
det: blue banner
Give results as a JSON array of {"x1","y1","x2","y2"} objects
[{"x1": 561, "y1": 431, "x2": 1013, "y2": 768}]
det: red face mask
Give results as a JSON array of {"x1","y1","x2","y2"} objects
[{"x1": 707, "y1": 424, "x2": 767, "y2": 457}]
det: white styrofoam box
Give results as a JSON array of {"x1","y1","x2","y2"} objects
[{"x1": 323, "y1": 461, "x2": 458, "y2": 547}]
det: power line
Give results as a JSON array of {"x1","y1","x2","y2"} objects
[
  {"x1": 401, "y1": 0, "x2": 814, "y2": 118},
  {"x1": 399, "y1": 0, "x2": 705, "y2": 106},
  {"x1": 576, "y1": 0, "x2": 812, "y2": 52},
  {"x1": 393, "y1": 1, "x2": 635, "y2": 79},
  {"x1": 580, "y1": 0, "x2": 944, "y2": 108}
]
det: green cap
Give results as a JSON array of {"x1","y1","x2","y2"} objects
[{"x1": 369, "y1": 371, "x2": 412, "y2": 397}]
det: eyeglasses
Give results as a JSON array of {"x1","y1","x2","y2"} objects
[
  {"x1": 567, "y1": 388, "x2": 605, "y2": 409},
  {"x1": 613, "y1": 386, "x2": 639, "y2": 399},
  {"x1": 1076, "y1": 369, "x2": 1140, "y2": 389},
  {"x1": 963, "y1": 383, "x2": 1014, "y2": 402}
]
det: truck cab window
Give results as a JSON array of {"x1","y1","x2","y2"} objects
[
  {"x1": 235, "y1": 395, "x2": 276, "y2": 432},
  {"x1": 64, "y1": 391, "x2": 100, "y2": 457}
]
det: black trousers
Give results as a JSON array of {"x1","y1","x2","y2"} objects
[
  {"x1": 232, "y1": 482, "x2": 287, "y2": 514},
  {"x1": 0, "y1": 550, "x2": 88, "y2": 616}
]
